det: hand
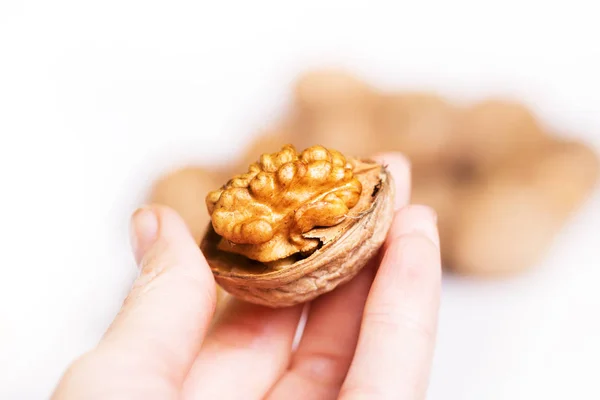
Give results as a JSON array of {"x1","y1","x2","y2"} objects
[{"x1": 52, "y1": 153, "x2": 441, "y2": 400}]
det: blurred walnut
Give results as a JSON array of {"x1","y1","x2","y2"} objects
[
  {"x1": 411, "y1": 170, "x2": 461, "y2": 265},
  {"x1": 202, "y1": 144, "x2": 395, "y2": 307},
  {"x1": 291, "y1": 72, "x2": 460, "y2": 163},
  {"x1": 149, "y1": 166, "x2": 227, "y2": 243},
  {"x1": 493, "y1": 139, "x2": 599, "y2": 212},
  {"x1": 294, "y1": 69, "x2": 377, "y2": 115},
  {"x1": 448, "y1": 139, "x2": 599, "y2": 276},
  {"x1": 291, "y1": 69, "x2": 381, "y2": 157},
  {"x1": 292, "y1": 113, "x2": 378, "y2": 158},
  {"x1": 376, "y1": 93, "x2": 457, "y2": 168},
  {"x1": 448, "y1": 100, "x2": 547, "y2": 173}
]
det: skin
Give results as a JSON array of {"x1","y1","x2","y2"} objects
[{"x1": 52, "y1": 152, "x2": 441, "y2": 400}]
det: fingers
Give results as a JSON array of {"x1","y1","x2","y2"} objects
[
  {"x1": 266, "y1": 266, "x2": 376, "y2": 400},
  {"x1": 182, "y1": 300, "x2": 303, "y2": 399},
  {"x1": 340, "y1": 205, "x2": 441, "y2": 400},
  {"x1": 266, "y1": 152, "x2": 412, "y2": 400},
  {"x1": 101, "y1": 205, "x2": 217, "y2": 384}
]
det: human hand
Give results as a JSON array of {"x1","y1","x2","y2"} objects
[{"x1": 52, "y1": 153, "x2": 441, "y2": 400}]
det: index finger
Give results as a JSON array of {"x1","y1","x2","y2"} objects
[{"x1": 340, "y1": 205, "x2": 441, "y2": 399}]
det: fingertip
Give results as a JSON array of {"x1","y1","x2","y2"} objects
[
  {"x1": 134, "y1": 204, "x2": 212, "y2": 279},
  {"x1": 385, "y1": 232, "x2": 442, "y2": 288},
  {"x1": 130, "y1": 204, "x2": 197, "y2": 266},
  {"x1": 129, "y1": 203, "x2": 216, "y2": 309},
  {"x1": 379, "y1": 204, "x2": 441, "y2": 292},
  {"x1": 388, "y1": 205, "x2": 439, "y2": 248},
  {"x1": 372, "y1": 152, "x2": 412, "y2": 209},
  {"x1": 151, "y1": 204, "x2": 195, "y2": 238}
]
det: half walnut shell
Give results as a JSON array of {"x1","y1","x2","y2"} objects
[{"x1": 201, "y1": 145, "x2": 395, "y2": 307}]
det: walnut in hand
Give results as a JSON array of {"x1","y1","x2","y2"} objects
[{"x1": 201, "y1": 145, "x2": 395, "y2": 307}]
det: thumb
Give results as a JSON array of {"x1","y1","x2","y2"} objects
[{"x1": 101, "y1": 205, "x2": 217, "y2": 384}]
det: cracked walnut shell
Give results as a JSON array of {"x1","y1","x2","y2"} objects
[{"x1": 201, "y1": 145, "x2": 395, "y2": 307}]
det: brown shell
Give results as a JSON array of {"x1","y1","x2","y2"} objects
[{"x1": 200, "y1": 160, "x2": 395, "y2": 307}]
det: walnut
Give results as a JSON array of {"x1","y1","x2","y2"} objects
[
  {"x1": 448, "y1": 139, "x2": 599, "y2": 276},
  {"x1": 201, "y1": 144, "x2": 395, "y2": 307}
]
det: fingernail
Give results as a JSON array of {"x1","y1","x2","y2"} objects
[{"x1": 130, "y1": 206, "x2": 159, "y2": 265}]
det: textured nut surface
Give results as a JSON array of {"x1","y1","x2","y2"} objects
[
  {"x1": 206, "y1": 145, "x2": 363, "y2": 263},
  {"x1": 201, "y1": 145, "x2": 395, "y2": 307}
]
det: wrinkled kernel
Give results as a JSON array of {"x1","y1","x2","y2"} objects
[
  {"x1": 206, "y1": 190, "x2": 223, "y2": 214},
  {"x1": 241, "y1": 219, "x2": 273, "y2": 244},
  {"x1": 301, "y1": 145, "x2": 331, "y2": 163},
  {"x1": 335, "y1": 188, "x2": 361, "y2": 209},
  {"x1": 206, "y1": 144, "x2": 363, "y2": 262},
  {"x1": 207, "y1": 189, "x2": 223, "y2": 201},
  {"x1": 260, "y1": 154, "x2": 278, "y2": 172},
  {"x1": 231, "y1": 177, "x2": 249, "y2": 188},
  {"x1": 250, "y1": 172, "x2": 276, "y2": 199},
  {"x1": 330, "y1": 166, "x2": 346, "y2": 181},
  {"x1": 248, "y1": 164, "x2": 261, "y2": 174},
  {"x1": 219, "y1": 188, "x2": 251, "y2": 209},
  {"x1": 277, "y1": 162, "x2": 297, "y2": 186},
  {"x1": 306, "y1": 161, "x2": 332, "y2": 181},
  {"x1": 277, "y1": 147, "x2": 296, "y2": 165},
  {"x1": 329, "y1": 149, "x2": 346, "y2": 166}
]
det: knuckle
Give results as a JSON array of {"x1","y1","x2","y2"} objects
[{"x1": 363, "y1": 307, "x2": 402, "y2": 336}]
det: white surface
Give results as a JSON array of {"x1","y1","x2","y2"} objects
[{"x1": 1, "y1": 1, "x2": 599, "y2": 398}]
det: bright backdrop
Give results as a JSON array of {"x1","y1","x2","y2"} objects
[{"x1": 1, "y1": 1, "x2": 599, "y2": 398}]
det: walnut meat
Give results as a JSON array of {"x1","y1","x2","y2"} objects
[
  {"x1": 206, "y1": 145, "x2": 362, "y2": 263},
  {"x1": 201, "y1": 144, "x2": 395, "y2": 307}
]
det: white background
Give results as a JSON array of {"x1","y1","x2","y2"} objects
[{"x1": 1, "y1": 1, "x2": 599, "y2": 399}]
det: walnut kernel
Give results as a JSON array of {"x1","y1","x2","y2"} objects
[{"x1": 206, "y1": 145, "x2": 362, "y2": 263}]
